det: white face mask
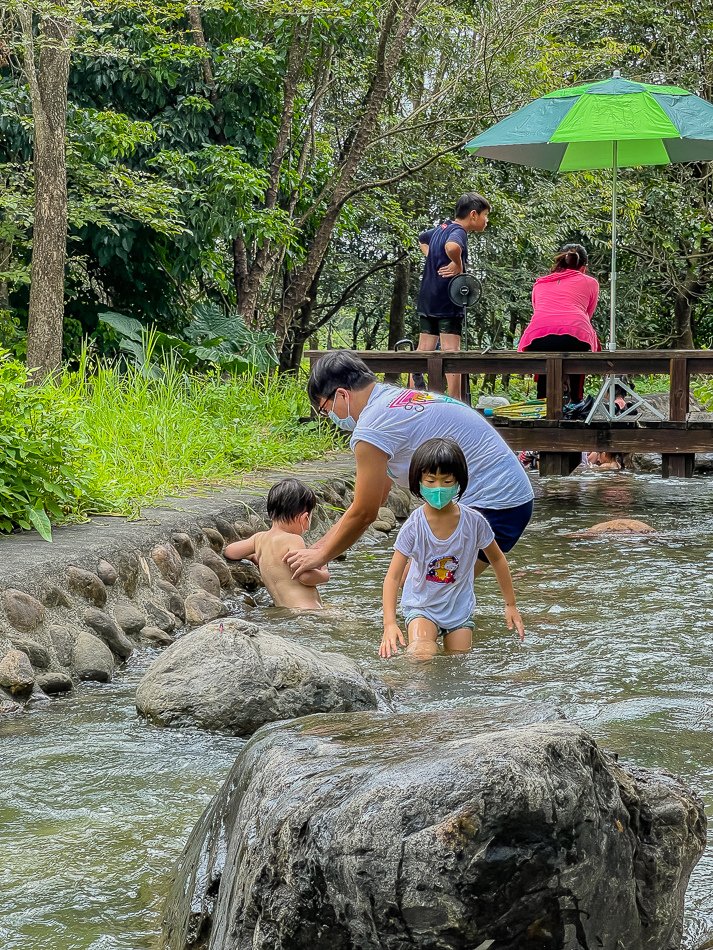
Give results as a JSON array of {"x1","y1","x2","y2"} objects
[{"x1": 328, "y1": 391, "x2": 357, "y2": 431}]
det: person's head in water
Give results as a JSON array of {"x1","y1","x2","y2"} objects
[
  {"x1": 266, "y1": 478, "x2": 317, "y2": 533},
  {"x1": 553, "y1": 243, "x2": 589, "y2": 273},
  {"x1": 454, "y1": 192, "x2": 491, "y2": 233},
  {"x1": 308, "y1": 351, "x2": 377, "y2": 431},
  {"x1": 408, "y1": 437, "x2": 469, "y2": 509}
]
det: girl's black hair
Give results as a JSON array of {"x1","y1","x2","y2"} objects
[
  {"x1": 408, "y1": 438, "x2": 469, "y2": 499},
  {"x1": 266, "y1": 478, "x2": 317, "y2": 522},
  {"x1": 553, "y1": 242, "x2": 589, "y2": 272}
]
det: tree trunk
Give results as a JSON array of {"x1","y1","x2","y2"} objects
[
  {"x1": 385, "y1": 255, "x2": 409, "y2": 383},
  {"x1": 0, "y1": 240, "x2": 11, "y2": 311},
  {"x1": 186, "y1": 5, "x2": 218, "y2": 103},
  {"x1": 673, "y1": 290, "x2": 696, "y2": 349},
  {"x1": 20, "y1": 12, "x2": 74, "y2": 380},
  {"x1": 277, "y1": 265, "x2": 322, "y2": 372}
]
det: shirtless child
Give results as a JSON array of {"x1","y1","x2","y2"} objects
[{"x1": 224, "y1": 478, "x2": 329, "y2": 610}]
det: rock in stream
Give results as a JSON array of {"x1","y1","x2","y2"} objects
[
  {"x1": 161, "y1": 708, "x2": 706, "y2": 950},
  {"x1": 135, "y1": 618, "x2": 380, "y2": 735}
]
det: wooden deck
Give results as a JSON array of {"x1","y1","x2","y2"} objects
[{"x1": 307, "y1": 349, "x2": 713, "y2": 477}]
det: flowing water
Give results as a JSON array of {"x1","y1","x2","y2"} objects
[{"x1": 1, "y1": 472, "x2": 712, "y2": 949}]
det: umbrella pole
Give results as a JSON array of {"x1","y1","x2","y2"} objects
[
  {"x1": 608, "y1": 142, "x2": 618, "y2": 418},
  {"x1": 586, "y1": 142, "x2": 665, "y2": 424}
]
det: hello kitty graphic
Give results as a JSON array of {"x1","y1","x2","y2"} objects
[{"x1": 426, "y1": 555, "x2": 459, "y2": 584}]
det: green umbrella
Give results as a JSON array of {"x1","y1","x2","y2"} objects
[{"x1": 466, "y1": 73, "x2": 713, "y2": 352}]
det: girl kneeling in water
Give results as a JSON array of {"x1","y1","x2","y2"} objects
[{"x1": 380, "y1": 437, "x2": 525, "y2": 659}]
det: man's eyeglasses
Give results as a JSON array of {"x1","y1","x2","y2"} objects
[{"x1": 316, "y1": 392, "x2": 336, "y2": 417}]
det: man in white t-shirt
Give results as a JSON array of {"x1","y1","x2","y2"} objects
[{"x1": 284, "y1": 351, "x2": 534, "y2": 580}]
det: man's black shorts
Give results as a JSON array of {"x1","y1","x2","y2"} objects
[{"x1": 419, "y1": 313, "x2": 463, "y2": 336}]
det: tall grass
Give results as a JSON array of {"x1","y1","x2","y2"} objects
[{"x1": 55, "y1": 352, "x2": 337, "y2": 518}]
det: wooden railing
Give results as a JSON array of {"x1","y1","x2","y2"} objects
[
  {"x1": 306, "y1": 349, "x2": 713, "y2": 478},
  {"x1": 307, "y1": 349, "x2": 713, "y2": 421}
]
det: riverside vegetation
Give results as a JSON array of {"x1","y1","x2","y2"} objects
[{"x1": 0, "y1": 347, "x2": 336, "y2": 541}]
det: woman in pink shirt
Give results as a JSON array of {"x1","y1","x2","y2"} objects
[{"x1": 519, "y1": 243, "x2": 600, "y2": 402}]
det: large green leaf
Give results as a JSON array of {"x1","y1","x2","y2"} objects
[
  {"x1": 186, "y1": 302, "x2": 244, "y2": 345},
  {"x1": 27, "y1": 506, "x2": 52, "y2": 542},
  {"x1": 99, "y1": 311, "x2": 145, "y2": 342}
]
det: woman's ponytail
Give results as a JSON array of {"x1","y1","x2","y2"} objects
[{"x1": 552, "y1": 242, "x2": 588, "y2": 272}]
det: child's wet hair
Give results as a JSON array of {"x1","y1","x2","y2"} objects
[
  {"x1": 266, "y1": 478, "x2": 317, "y2": 522},
  {"x1": 408, "y1": 438, "x2": 469, "y2": 499}
]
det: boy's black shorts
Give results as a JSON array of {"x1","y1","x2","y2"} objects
[{"x1": 418, "y1": 313, "x2": 464, "y2": 336}]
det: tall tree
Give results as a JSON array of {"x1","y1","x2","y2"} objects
[{"x1": 17, "y1": 6, "x2": 75, "y2": 378}]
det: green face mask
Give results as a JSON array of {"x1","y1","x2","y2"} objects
[{"x1": 420, "y1": 483, "x2": 459, "y2": 509}]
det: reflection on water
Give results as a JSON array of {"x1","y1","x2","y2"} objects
[{"x1": 1, "y1": 473, "x2": 712, "y2": 949}]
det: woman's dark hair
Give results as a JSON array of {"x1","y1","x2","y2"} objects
[
  {"x1": 553, "y1": 242, "x2": 588, "y2": 272},
  {"x1": 266, "y1": 478, "x2": 317, "y2": 522},
  {"x1": 455, "y1": 192, "x2": 491, "y2": 218},
  {"x1": 408, "y1": 438, "x2": 469, "y2": 499},
  {"x1": 307, "y1": 350, "x2": 377, "y2": 406}
]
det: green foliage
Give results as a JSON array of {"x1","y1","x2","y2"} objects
[
  {"x1": 63, "y1": 353, "x2": 337, "y2": 518},
  {"x1": 2, "y1": 0, "x2": 712, "y2": 363},
  {"x1": 99, "y1": 304, "x2": 278, "y2": 374},
  {"x1": 0, "y1": 348, "x2": 100, "y2": 540},
  {"x1": 0, "y1": 345, "x2": 336, "y2": 540},
  {"x1": 693, "y1": 377, "x2": 713, "y2": 410}
]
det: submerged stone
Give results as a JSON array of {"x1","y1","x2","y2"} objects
[
  {"x1": 0, "y1": 649, "x2": 35, "y2": 696},
  {"x1": 35, "y1": 671, "x2": 73, "y2": 694},
  {"x1": 184, "y1": 592, "x2": 226, "y2": 627},
  {"x1": 72, "y1": 631, "x2": 114, "y2": 683},
  {"x1": 145, "y1": 601, "x2": 177, "y2": 633},
  {"x1": 162, "y1": 712, "x2": 706, "y2": 950},
  {"x1": 578, "y1": 518, "x2": 655, "y2": 536},
  {"x1": 141, "y1": 625, "x2": 175, "y2": 647}
]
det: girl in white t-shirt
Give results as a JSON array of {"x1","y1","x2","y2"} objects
[{"x1": 381, "y1": 437, "x2": 525, "y2": 659}]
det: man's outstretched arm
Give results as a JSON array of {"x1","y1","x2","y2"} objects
[{"x1": 284, "y1": 442, "x2": 390, "y2": 579}]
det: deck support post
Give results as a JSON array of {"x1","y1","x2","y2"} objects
[{"x1": 539, "y1": 452, "x2": 582, "y2": 477}]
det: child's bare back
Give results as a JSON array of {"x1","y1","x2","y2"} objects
[
  {"x1": 223, "y1": 478, "x2": 329, "y2": 611},
  {"x1": 252, "y1": 528, "x2": 324, "y2": 610}
]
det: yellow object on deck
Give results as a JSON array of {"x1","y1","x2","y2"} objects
[{"x1": 488, "y1": 399, "x2": 547, "y2": 419}]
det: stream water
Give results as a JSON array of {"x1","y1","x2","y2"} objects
[{"x1": 1, "y1": 472, "x2": 712, "y2": 950}]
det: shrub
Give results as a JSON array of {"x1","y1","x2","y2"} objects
[{"x1": 0, "y1": 349, "x2": 101, "y2": 540}]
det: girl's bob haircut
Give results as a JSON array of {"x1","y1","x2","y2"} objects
[{"x1": 408, "y1": 437, "x2": 469, "y2": 499}]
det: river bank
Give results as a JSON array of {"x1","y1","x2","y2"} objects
[{"x1": 0, "y1": 454, "x2": 390, "y2": 707}]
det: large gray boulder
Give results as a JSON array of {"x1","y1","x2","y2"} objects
[
  {"x1": 136, "y1": 618, "x2": 380, "y2": 736},
  {"x1": 162, "y1": 711, "x2": 706, "y2": 950}
]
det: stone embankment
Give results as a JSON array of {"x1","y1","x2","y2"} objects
[
  {"x1": 162, "y1": 708, "x2": 707, "y2": 950},
  {"x1": 0, "y1": 456, "x2": 410, "y2": 713}
]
